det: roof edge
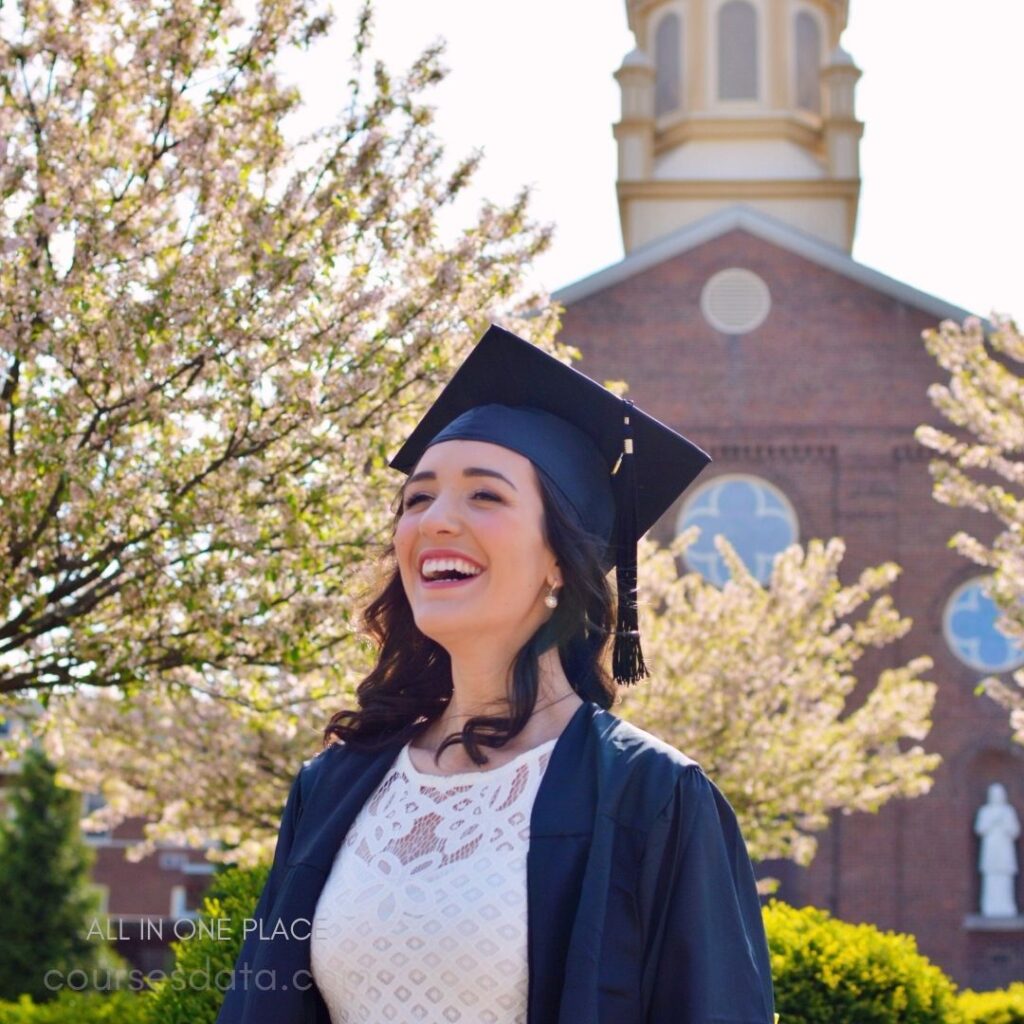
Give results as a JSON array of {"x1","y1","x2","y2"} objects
[{"x1": 551, "y1": 205, "x2": 974, "y2": 324}]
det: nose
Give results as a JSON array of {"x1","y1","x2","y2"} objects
[{"x1": 418, "y1": 491, "x2": 462, "y2": 536}]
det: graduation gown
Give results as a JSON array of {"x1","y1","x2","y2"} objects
[{"x1": 215, "y1": 699, "x2": 775, "y2": 1024}]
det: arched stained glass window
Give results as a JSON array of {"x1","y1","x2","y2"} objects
[
  {"x1": 795, "y1": 11, "x2": 822, "y2": 112},
  {"x1": 655, "y1": 13, "x2": 682, "y2": 116},
  {"x1": 944, "y1": 577, "x2": 1024, "y2": 673},
  {"x1": 676, "y1": 474, "x2": 798, "y2": 586},
  {"x1": 718, "y1": 0, "x2": 759, "y2": 101}
]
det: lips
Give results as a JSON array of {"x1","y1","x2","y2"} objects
[
  {"x1": 418, "y1": 551, "x2": 485, "y2": 575},
  {"x1": 418, "y1": 573, "x2": 482, "y2": 591},
  {"x1": 416, "y1": 551, "x2": 486, "y2": 590}
]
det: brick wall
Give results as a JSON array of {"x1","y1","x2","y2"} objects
[{"x1": 560, "y1": 229, "x2": 1024, "y2": 988}]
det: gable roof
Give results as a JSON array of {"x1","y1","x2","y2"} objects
[{"x1": 551, "y1": 205, "x2": 973, "y2": 323}]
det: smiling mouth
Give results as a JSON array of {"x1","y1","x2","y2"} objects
[{"x1": 419, "y1": 571, "x2": 483, "y2": 589}]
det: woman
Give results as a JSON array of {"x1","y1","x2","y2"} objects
[{"x1": 216, "y1": 324, "x2": 776, "y2": 1024}]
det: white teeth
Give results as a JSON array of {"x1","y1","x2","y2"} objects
[{"x1": 420, "y1": 557, "x2": 483, "y2": 579}]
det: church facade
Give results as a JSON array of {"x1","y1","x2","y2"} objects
[{"x1": 555, "y1": 0, "x2": 1024, "y2": 990}]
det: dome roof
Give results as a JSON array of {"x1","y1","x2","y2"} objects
[
  {"x1": 828, "y1": 44, "x2": 855, "y2": 67},
  {"x1": 620, "y1": 47, "x2": 654, "y2": 69}
]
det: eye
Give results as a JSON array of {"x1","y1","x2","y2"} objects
[{"x1": 401, "y1": 489, "x2": 502, "y2": 511}]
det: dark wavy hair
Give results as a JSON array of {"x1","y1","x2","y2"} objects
[{"x1": 322, "y1": 463, "x2": 617, "y2": 767}]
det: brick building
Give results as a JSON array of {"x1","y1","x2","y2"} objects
[
  {"x1": 0, "y1": 711, "x2": 214, "y2": 974},
  {"x1": 83, "y1": 800, "x2": 217, "y2": 973},
  {"x1": 553, "y1": 0, "x2": 1024, "y2": 990}
]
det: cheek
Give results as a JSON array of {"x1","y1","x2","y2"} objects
[
  {"x1": 393, "y1": 516, "x2": 412, "y2": 546},
  {"x1": 393, "y1": 518, "x2": 417, "y2": 569},
  {"x1": 475, "y1": 514, "x2": 530, "y2": 558},
  {"x1": 483, "y1": 520, "x2": 549, "y2": 577}
]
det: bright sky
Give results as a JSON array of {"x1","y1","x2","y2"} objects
[{"x1": 283, "y1": 1, "x2": 1024, "y2": 320}]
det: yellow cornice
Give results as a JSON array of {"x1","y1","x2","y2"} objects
[
  {"x1": 824, "y1": 118, "x2": 865, "y2": 140},
  {"x1": 653, "y1": 114, "x2": 825, "y2": 155},
  {"x1": 616, "y1": 177, "x2": 862, "y2": 249},
  {"x1": 618, "y1": 178, "x2": 859, "y2": 201},
  {"x1": 613, "y1": 119, "x2": 655, "y2": 141}
]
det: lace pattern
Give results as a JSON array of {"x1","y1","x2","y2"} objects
[{"x1": 310, "y1": 738, "x2": 557, "y2": 1024}]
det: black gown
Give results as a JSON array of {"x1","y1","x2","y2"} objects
[{"x1": 215, "y1": 699, "x2": 776, "y2": 1024}]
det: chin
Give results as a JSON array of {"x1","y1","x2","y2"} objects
[
  {"x1": 411, "y1": 609, "x2": 476, "y2": 643},
  {"x1": 412, "y1": 606, "x2": 508, "y2": 643}
]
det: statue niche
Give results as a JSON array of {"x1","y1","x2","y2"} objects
[{"x1": 974, "y1": 782, "x2": 1021, "y2": 917}]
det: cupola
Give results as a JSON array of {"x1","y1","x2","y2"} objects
[{"x1": 614, "y1": 0, "x2": 863, "y2": 252}]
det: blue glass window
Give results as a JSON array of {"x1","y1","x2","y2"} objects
[
  {"x1": 81, "y1": 791, "x2": 112, "y2": 841},
  {"x1": 677, "y1": 474, "x2": 798, "y2": 586},
  {"x1": 655, "y1": 13, "x2": 682, "y2": 116},
  {"x1": 795, "y1": 11, "x2": 822, "y2": 113},
  {"x1": 943, "y1": 577, "x2": 1024, "y2": 673},
  {"x1": 718, "y1": 0, "x2": 759, "y2": 101}
]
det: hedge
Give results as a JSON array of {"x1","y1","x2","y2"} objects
[
  {"x1": 0, "y1": 990, "x2": 150, "y2": 1024},
  {"x1": 958, "y1": 983, "x2": 1024, "y2": 1024},
  {"x1": 764, "y1": 899, "x2": 964, "y2": 1024}
]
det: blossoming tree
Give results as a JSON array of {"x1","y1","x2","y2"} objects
[
  {"x1": 915, "y1": 315, "x2": 1024, "y2": 744},
  {"x1": 1, "y1": 0, "x2": 940, "y2": 870},
  {"x1": 0, "y1": 0, "x2": 557, "y2": 853},
  {"x1": 618, "y1": 531, "x2": 939, "y2": 868}
]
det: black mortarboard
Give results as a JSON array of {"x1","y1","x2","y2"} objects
[{"x1": 389, "y1": 323, "x2": 711, "y2": 684}]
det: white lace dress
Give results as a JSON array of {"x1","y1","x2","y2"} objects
[{"x1": 310, "y1": 736, "x2": 558, "y2": 1024}]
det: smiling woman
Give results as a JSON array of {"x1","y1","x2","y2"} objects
[
  {"x1": 400, "y1": 439, "x2": 609, "y2": 768},
  {"x1": 329, "y1": 431, "x2": 619, "y2": 773},
  {"x1": 216, "y1": 324, "x2": 776, "y2": 1024}
]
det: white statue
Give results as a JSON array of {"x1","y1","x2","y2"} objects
[{"x1": 974, "y1": 782, "x2": 1020, "y2": 917}]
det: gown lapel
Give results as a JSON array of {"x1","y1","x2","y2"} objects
[
  {"x1": 288, "y1": 740, "x2": 406, "y2": 873},
  {"x1": 527, "y1": 700, "x2": 603, "y2": 1024}
]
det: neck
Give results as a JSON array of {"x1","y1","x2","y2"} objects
[{"x1": 433, "y1": 646, "x2": 579, "y2": 735}]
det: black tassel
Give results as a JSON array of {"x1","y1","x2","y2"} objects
[{"x1": 612, "y1": 400, "x2": 649, "y2": 685}]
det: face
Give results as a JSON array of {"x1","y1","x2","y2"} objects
[{"x1": 394, "y1": 439, "x2": 562, "y2": 653}]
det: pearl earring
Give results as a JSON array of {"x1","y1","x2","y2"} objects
[{"x1": 544, "y1": 585, "x2": 559, "y2": 609}]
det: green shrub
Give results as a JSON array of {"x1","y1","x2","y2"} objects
[
  {"x1": 0, "y1": 989, "x2": 150, "y2": 1024},
  {"x1": 764, "y1": 899, "x2": 964, "y2": 1024},
  {"x1": 145, "y1": 863, "x2": 269, "y2": 1024},
  {"x1": 0, "y1": 748, "x2": 118, "y2": 1002},
  {"x1": 958, "y1": 983, "x2": 1024, "y2": 1024},
  {"x1": 0, "y1": 865, "x2": 268, "y2": 1024}
]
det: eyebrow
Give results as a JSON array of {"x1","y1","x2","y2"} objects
[{"x1": 404, "y1": 467, "x2": 518, "y2": 492}]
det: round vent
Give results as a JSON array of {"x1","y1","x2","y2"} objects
[{"x1": 700, "y1": 268, "x2": 772, "y2": 334}]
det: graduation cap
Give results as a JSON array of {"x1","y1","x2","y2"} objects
[{"x1": 389, "y1": 324, "x2": 711, "y2": 684}]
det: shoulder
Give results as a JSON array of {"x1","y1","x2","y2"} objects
[
  {"x1": 290, "y1": 735, "x2": 404, "y2": 813},
  {"x1": 291, "y1": 740, "x2": 348, "y2": 807},
  {"x1": 302, "y1": 737, "x2": 358, "y2": 773},
  {"x1": 592, "y1": 706, "x2": 701, "y2": 771},
  {"x1": 584, "y1": 705, "x2": 711, "y2": 829},
  {"x1": 302, "y1": 739, "x2": 345, "y2": 770},
  {"x1": 585, "y1": 710, "x2": 750, "y2": 864}
]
